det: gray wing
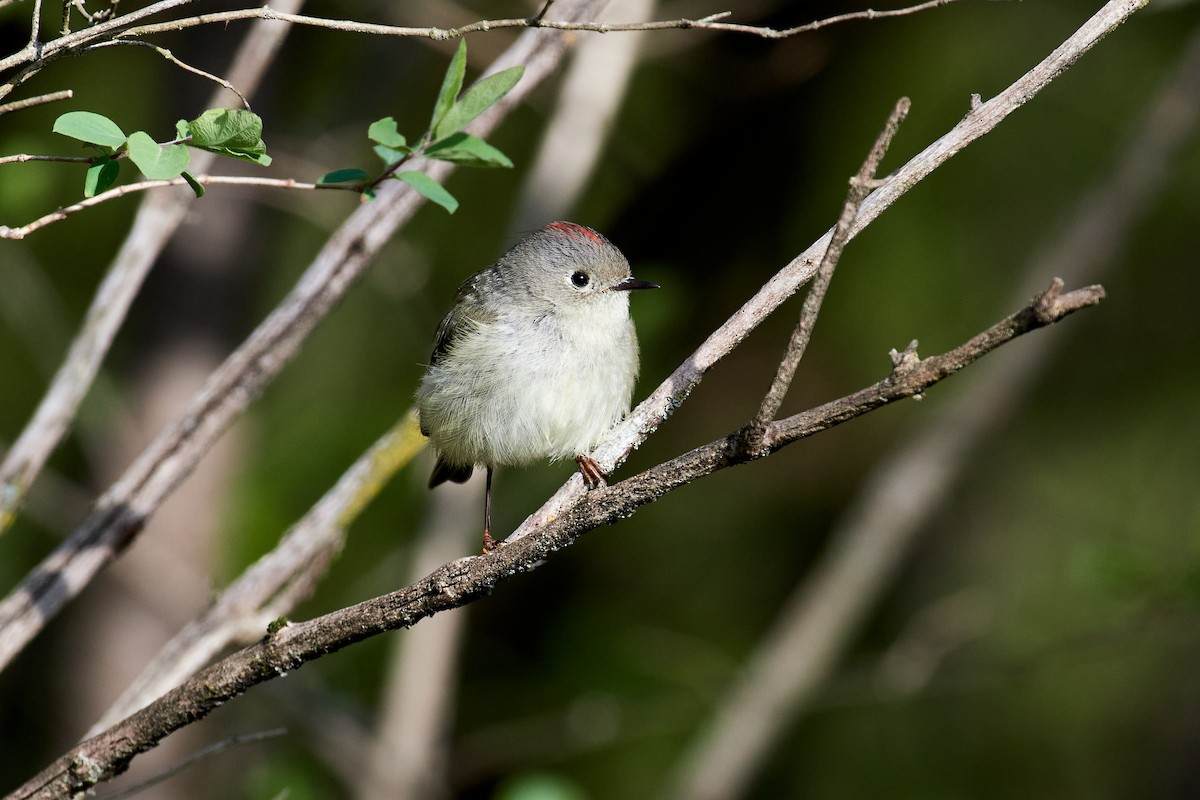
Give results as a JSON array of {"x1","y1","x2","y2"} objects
[{"x1": 429, "y1": 271, "x2": 498, "y2": 366}]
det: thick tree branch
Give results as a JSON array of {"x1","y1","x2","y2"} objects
[{"x1": 5, "y1": 279, "x2": 1102, "y2": 800}]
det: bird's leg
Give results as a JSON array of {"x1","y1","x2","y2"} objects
[
  {"x1": 575, "y1": 455, "x2": 606, "y2": 489},
  {"x1": 481, "y1": 466, "x2": 498, "y2": 553}
]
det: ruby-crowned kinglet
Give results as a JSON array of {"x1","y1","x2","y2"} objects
[{"x1": 415, "y1": 221, "x2": 659, "y2": 552}]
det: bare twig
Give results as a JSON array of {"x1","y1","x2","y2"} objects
[
  {"x1": 0, "y1": 0, "x2": 962, "y2": 100},
  {"x1": 0, "y1": 153, "x2": 91, "y2": 166},
  {"x1": 116, "y1": 2, "x2": 963, "y2": 42},
  {"x1": 0, "y1": 175, "x2": 354, "y2": 240},
  {"x1": 0, "y1": 0, "x2": 607, "y2": 674},
  {"x1": 5, "y1": 280, "x2": 1103, "y2": 800},
  {"x1": 0, "y1": 89, "x2": 72, "y2": 115},
  {"x1": 95, "y1": 728, "x2": 286, "y2": 800},
  {"x1": 28, "y1": 0, "x2": 44, "y2": 47},
  {"x1": 666, "y1": 19, "x2": 1200, "y2": 800},
  {"x1": 82, "y1": 39, "x2": 250, "y2": 107},
  {"x1": 752, "y1": 97, "x2": 910, "y2": 431}
]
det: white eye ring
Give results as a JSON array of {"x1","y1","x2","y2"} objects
[{"x1": 570, "y1": 271, "x2": 590, "y2": 289}]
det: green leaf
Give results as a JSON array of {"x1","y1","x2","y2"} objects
[
  {"x1": 429, "y1": 39, "x2": 467, "y2": 135},
  {"x1": 126, "y1": 131, "x2": 191, "y2": 180},
  {"x1": 53, "y1": 111, "x2": 126, "y2": 149},
  {"x1": 83, "y1": 157, "x2": 119, "y2": 197},
  {"x1": 186, "y1": 108, "x2": 263, "y2": 149},
  {"x1": 206, "y1": 146, "x2": 272, "y2": 167},
  {"x1": 185, "y1": 109, "x2": 271, "y2": 166},
  {"x1": 181, "y1": 170, "x2": 205, "y2": 197},
  {"x1": 318, "y1": 168, "x2": 369, "y2": 185},
  {"x1": 434, "y1": 65, "x2": 524, "y2": 139},
  {"x1": 394, "y1": 170, "x2": 458, "y2": 214},
  {"x1": 373, "y1": 144, "x2": 408, "y2": 165},
  {"x1": 425, "y1": 132, "x2": 513, "y2": 168},
  {"x1": 367, "y1": 117, "x2": 408, "y2": 150}
]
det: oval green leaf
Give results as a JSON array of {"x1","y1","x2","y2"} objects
[
  {"x1": 53, "y1": 111, "x2": 127, "y2": 149},
  {"x1": 367, "y1": 117, "x2": 408, "y2": 149},
  {"x1": 429, "y1": 39, "x2": 467, "y2": 134},
  {"x1": 126, "y1": 131, "x2": 191, "y2": 180},
  {"x1": 394, "y1": 170, "x2": 458, "y2": 214},
  {"x1": 318, "y1": 168, "x2": 370, "y2": 185},
  {"x1": 84, "y1": 157, "x2": 120, "y2": 197},
  {"x1": 186, "y1": 108, "x2": 263, "y2": 149},
  {"x1": 434, "y1": 65, "x2": 524, "y2": 140},
  {"x1": 425, "y1": 132, "x2": 513, "y2": 168}
]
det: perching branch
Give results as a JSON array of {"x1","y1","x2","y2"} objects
[
  {"x1": 507, "y1": 0, "x2": 1144, "y2": 543},
  {"x1": 6, "y1": 277, "x2": 1103, "y2": 800}
]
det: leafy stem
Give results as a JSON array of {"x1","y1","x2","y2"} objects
[{"x1": 316, "y1": 39, "x2": 523, "y2": 213}]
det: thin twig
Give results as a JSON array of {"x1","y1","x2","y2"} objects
[
  {"x1": 96, "y1": 728, "x2": 287, "y2": 800},
  {"x1": 28, "y1": 0, "x2": 43, "y2": 48},
  {"x1": 0, "y1": 89, "x2": 72, "y2": 115},
  {"x1": 82, "y1": 39, "x2": 250, "y2": 107},
  {"x1": 116, "y1": 2, "x2": 962, "y2": 41},
  {"x1": 0, "y1": 0, "x2": 963, "y2": 85},
  {"x1": 751, "y1": 97, "x2": 910, "y2": 432},
  {"x1": 0, "y1": 175, "x2": 351, "y2": 240},
  {"x1": 5, "y1": 280, "x2": 1103, "y2": 800},
  {"x1": 0, "y1": 153, "x2": 91, "y2": 165}
]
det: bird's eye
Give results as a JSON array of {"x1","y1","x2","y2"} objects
[{"x1": 570, "y1": 271, "x2": 590, "y2": 288}]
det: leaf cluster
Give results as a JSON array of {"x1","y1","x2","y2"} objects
[
  {"x1": 52, "y1": 108, "x2": 271, "y2": 197},
  {"x1": 317, "y1": 40, "x2": 523, "y2": 213}
]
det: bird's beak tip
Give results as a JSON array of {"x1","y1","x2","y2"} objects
[{"x1": 614, "y1": 277, "x2": 660, "y2": 292}]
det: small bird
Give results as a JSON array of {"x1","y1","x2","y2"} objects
[{"x1": 415, "y1": 221, "x2": 659, "y2": 552}]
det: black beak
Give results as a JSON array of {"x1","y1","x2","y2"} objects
[{"x1": 613, "y1": 276, "x2": 660, "y2": 292}]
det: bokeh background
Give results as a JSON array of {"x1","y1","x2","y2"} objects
[{"x1": 3, "y1": 1, "x2": 1200, "y2": 798}]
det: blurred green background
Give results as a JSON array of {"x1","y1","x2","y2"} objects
[{"x1": 3, "y1": 1, "x2": 1200, "y2": 798}]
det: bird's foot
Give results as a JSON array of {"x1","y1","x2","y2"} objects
[
  {"x1": 575, "y1": 455, "x2": 607, "y2": 489},
  {"x1": 481, "y1": 529, "x2": 499, "y2": 554}
]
